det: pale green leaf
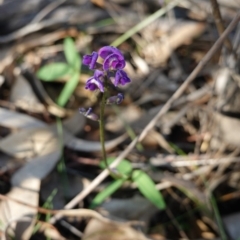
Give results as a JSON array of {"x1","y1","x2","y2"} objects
[
  {"x1": 37, "y1": 63, "x2": 71, "y2": 81},
  {"x1": 63, "y1": 37, "x2": 81, "y2": 70},
  {"x1": 57, "y1": 72, "x2": 79, "y2": 107},
  {"x1": 90, "y1": 158, "x2": 132, "y2": 208},
  {"x1": 132, "y1": 170, "x2": 166, "y2": 210},
  {"x1": 90, "y1": 179, "x2": 125, "y2": 209}
]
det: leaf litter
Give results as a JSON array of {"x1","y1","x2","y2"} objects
[{"x1": 0, "y1": 0, "x2": 240, "y2": 239}]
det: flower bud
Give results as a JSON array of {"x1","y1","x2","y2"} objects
[
  {"x1": 79, "y1": 107, "x2": 99, "y2": 121},
  {"x1": 106, "y1": 93, "x2": 124, "y2": 105}
]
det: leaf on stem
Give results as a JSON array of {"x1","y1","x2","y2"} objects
[
  {"x1": 132, "y1": 170, "x2": 166, "y2": 210},
  {"x1": 90, "y1": 158, "x2": 133, "y2": 208},
  {"x1": 37, "y1": 63, "x2": 71, "y2": 81},
  {"x1": 64, "y1": 37, "x2": 81, "y2": 70}
]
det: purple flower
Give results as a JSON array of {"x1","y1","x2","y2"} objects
[
  {"x1": 99, "y1": 46, "x2": 124, "y2": 59},
  {"x1": 98, "y1": 46, "x2": 125, "y2": 71},
  {"x1": 114, "y1": 70, "x2": 131, "y2": 87},
  {"x1": 85, "y1": 70, "x2": 104, "y2": 92},
  {"x1": 103, "y1": 54, "x2": 125, "y2": 71},
  {"x1": 79, "y1": 107, "x2": 99, "y2": 121},
  {"x1": 83, "y1": 51, "x2": 98, "y2": 69},
  {"x1": 106, "y1": 93, "x2": 124, "y2": 105}
]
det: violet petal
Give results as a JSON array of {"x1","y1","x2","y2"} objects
[
  {"x1": 83, "y1": 51, "x2": 98, "y2": 69},
  {"x1": 103, "y1": 53, "x2": 125, "y2": 71},
  {"x1": 99, "y1": 46, "x2": 124, "y2": 59},
  {"x1": 114, "y1": 70, "x2": 131, "y2": 86}
]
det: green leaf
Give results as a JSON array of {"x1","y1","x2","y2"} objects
[
  {"x1": 90, "y1": 158, "x2": 133, "y2": 208},
  {"x1": 90, "y1": 178, "x2": 125, "y2": 209},
  {"x1": 100, "y1": 157, "x2": 132, "y2": 175},
  {"x1": 57, "y1": 72, "x2": 79, "y2": 107},
  {"x1": 63, "y1": 37, "x2": 81, "y2": 70},
  {"x1": 37, "y1": 63, "x2": 71, "y2": 81},
  {"x1": 132, "y1": 170, "x2": 166, "y2": 210}
]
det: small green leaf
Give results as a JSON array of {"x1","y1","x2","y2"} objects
[
  {"x1": 37, "y1": 63, "x2": 71, "y2": 81},
  {"x1": 100, "y1": 157, "x2": 132, "y2": 175},
  {"x1": 132, "y1": 170, "x2": 166, "y2": 210},
  {"x1": 57, "y1": 72, "x2": 79, "y2": 107},
  {"x1": 90, "y1": 178, "x2": 125, "y2": 209},
  {"x1": 64, "y1": 37, "x2": 80, "y2": 70}
]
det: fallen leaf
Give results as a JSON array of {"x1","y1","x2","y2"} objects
[
  {"x1": 10, "y1": 74, "x2": 45, "y2": 113},
  {"x1": 82, "y1": 218, "x2": 147, "y2": 240}
]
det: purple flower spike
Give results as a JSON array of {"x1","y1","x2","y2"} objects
[
  {"x1": 103, "y1": 53, "x2": 126, "y2": 71},
  {"x1": 85, "y1": 70, "x2": 104, "y2": 92},
  {"x1": 83, "y1": 51, "x2": 98, "y2": 69},
  {"x1": 99, "y1": 46, "x2": 124, "y2": 59},
  {"x1": 114, "y1": 70, "x2": 131, "y2": 87}
]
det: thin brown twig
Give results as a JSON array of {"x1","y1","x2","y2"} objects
[
  {"x1": 210, "y1": 0, "x2": 232, "y2": 51},
  {"x1": 50, "y1": 10, "x2": 240, "y2": 224},
  {"x1": 0, "y1": 193, "x2": 111, "y2": 223}
]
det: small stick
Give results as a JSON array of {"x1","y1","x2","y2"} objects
[{"x1": 210, "y1": 0, "x2": 232, "y2": 51}]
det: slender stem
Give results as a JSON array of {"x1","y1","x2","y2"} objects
[
  {"x1": 99, "y1": 81, "x2": 123, "y2": 179},
  {"x1": 99, "y1": 90, "x2": 107, "y2": 164}
]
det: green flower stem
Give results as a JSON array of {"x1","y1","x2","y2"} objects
[
  {"x1": 99, "y1": 80, "x2": 124, "y2": 179},
  {"x1": 99, "y1": 89, "x2": 107, "y2": 165}
]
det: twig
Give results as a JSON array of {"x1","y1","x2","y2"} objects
[
  {"x1": 50, "y1": 10, "x2": 240, "y2": 224},
  {"x1": 0, "y1": 19, "x2": 67, "y2": 44},
  {"x1": 0, "y1": 0, "x2": 66, "y2": 44},
  {"x1": 31, "y1": 0, "x2": 66, "y2": 23},
  {"x1": 210, "y1": 0, "x2": 232, "y2": 51},
  {"x1": 150, "y1": 155, "x2": 240, "y2": 167},
  {"x1": 0, "y1": 194, "x2": 111, "y2": 224}
]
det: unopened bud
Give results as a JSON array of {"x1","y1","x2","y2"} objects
[
  {"x1": 106, "y1": 93, "x2": 124, "y2": 105},
  {"x1": 79, "y1": 107, "x2": 99, "y2": 121}
]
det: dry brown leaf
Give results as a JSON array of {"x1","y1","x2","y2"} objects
[
  {"x1": 82, "y1": 219, "x2": 147, "y2": 240},
  {"x1": 10, "y1": 74, "x2": 45, "y2": 113},
  {"x1": 0, "y1": 107, "x2": 46, "y2": 130},
  {"x1": 0, "y1": 178, "x2": 40, "y2": 240},
  {"x1": 0, "y1": 127, "x2": 58, "y2": 159},
  {"x1": 142, "y1": 20, "x2": 205, "y2": 65}
]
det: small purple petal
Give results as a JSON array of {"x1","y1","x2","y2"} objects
[
  {"x1": 99, "y1": 46, "x2": 124, "y2": 59},
  {"x1": 114, "y1": 70, "x2": 131, "y2": 87},
  {"x1": 87, "y1": 112, "x2": 99, "y2": 121},
  {"x1": 83, "y1": 52, "x2": 98, "y2": 69},
  {"x1": 116, "y1": 93, "x2": 124, "y2": 104},
  {"x1": 85, "y1": 76, "x2": 104, "y2": 92},
  {"x1": 106, "y1": 93, "x2": 124, "y2": 105},
  {"x1": 79, "y1": 108, "x2": 87, "y2": 114},
  {"x1": 94, "y1": 69, "x2": 104, "y2": 80},
  {"x1": 103, "y1": 53, "x2": 125, "y2": 71},
  {"x1": 79, "y1": 107, "x2": 99, "y2": 121},
  {"x1": 85, "y1": 107, "x2": 93, "y2": 116}
]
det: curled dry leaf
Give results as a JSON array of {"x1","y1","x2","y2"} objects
[
  {"x1": 0, "y1": 107, "x2": 46, "y2": 129},
  {"x1": 10, "y1": 74, "x2": 45, "y2": 113},
  {"x1": 141, "y1": 20, "x2": 205, "y2": 65}
]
